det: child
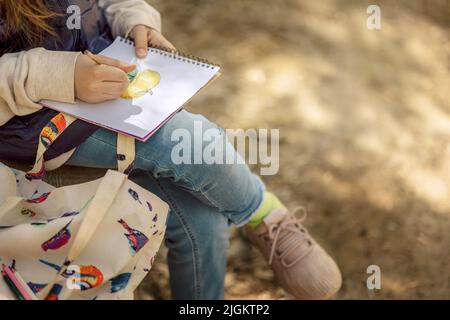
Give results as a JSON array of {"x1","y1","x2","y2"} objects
[{"x1": 0, "y1": 0, "x2": 341, "y2": 299}]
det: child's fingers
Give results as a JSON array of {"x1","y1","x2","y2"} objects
[
  {"x1": 95, "y1": 65, "x2": 129, "y2": 83},
  {"x1": 148, "y1": 32, "x2": 176, "y2": 51},
  {"x1": 93, "y1": 54, "x2": 136, "y2": 73},
  {"x1": 133, "y1": 25, "x2": 149, "y2": 58},
  {"x1": 101, "y1": 81, "x2": 129, "y2": 96}
]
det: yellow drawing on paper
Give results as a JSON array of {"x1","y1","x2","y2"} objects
[{"x1": 121, "y1": 68, "x2": 161, "y2": 99}]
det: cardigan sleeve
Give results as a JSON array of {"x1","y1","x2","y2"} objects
[{"x1": 0, "y1": 49, "x2": 81, "y2": 126}]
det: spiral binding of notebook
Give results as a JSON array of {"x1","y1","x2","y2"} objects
[{"x1": 119, "y1": 37, "x2": 219, "y2": 69}]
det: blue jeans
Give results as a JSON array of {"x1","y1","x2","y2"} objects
[{"x1": 66, "y1": 110, "x2": 265, "y2": 299}]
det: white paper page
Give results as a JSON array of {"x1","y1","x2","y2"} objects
[{"x1": 41, "y1": 38, "x2": 220, "y2": 141}]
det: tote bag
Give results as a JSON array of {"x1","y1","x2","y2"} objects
[{"x1": 0, "y1": 113, "x2": 169, "y2": 300}]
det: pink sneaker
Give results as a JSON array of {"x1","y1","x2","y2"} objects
[{"x1": 244, "y1": 207, "x2": 342, "y2": 299}]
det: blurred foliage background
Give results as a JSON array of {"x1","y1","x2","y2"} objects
[{"x1": 137, "y1": 0, "x2": 450, "y2": 299}]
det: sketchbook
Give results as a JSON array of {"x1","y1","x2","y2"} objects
[{"x1": 40, "y1": 37, "x2": 221, "y2": 141}]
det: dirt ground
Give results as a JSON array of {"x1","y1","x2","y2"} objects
[{"x1": 135, "y1": 0, "x2": 450, "y2": 299}]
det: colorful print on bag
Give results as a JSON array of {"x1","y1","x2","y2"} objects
[
  {"x1": 45, "y1": 284, "x2": 63, "y2": 300},
  {"x1": 21, "y1": 208, "x2": 36, "y2": 217},
  {"x1": 118, "y1": 219, "x2": 149, "y2": 254},
  {"x1": 147, "y1": 201, "x2": 153, "y2": 212},
  {"x1": 25, "y1": 113, "x2": 70, "y2": 180},
  {"x1": 123, "y1": 162, "x2": 135, "y2": 175},
  {"x1": 24, "y1": 161, "x2": 45, "y2": 181},
  {"x1": 41, "y1": 220, "x2": 72, "y2": 251},
  {"x1": 128, "y1": 188, "x2": 142, "y2": 204},
  {"x1": 31, "y1": 222, "x2": 48, "y2": 227},
  {"x1": 110, "y1": 273, "x2": 131, "y2": 293},
  {"x1": 26, "y1": 192, "x2": 51, "y2": 204},
  {"x1": 61, "y1": 211, "x2": 79, "y2": 218},
  {"x1": 34, "y1": 212, "x2": 79, "y2": 226},
  {"x1": 27, "y1": 282, "x2": 47, "y2": 294},
  {"x1": 39, "y1": 259, "x2": 104, "y2": 291},
  {"x1": 143, "y1": 256, "x2": 156, "y2": 272},
  {"x1": 40, "y1": 113, "x2": 67, "y2": 148}
]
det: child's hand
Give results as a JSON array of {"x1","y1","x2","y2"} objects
[
  {"x1": 74, "y1": 54, "x2": 136, "y2": 103},
  {"x1": 129, "y1": 25, "x2": 176, "y2": 58}
]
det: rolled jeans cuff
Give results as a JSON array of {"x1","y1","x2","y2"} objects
[{"x1": 234, "y1": 174, "x2": 266, "y2": 228}]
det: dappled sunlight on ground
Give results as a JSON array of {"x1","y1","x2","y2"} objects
[{"x1": 137, "y1": 0, "x2": 450, "y2": 299}]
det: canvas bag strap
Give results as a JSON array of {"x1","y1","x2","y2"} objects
[
  {"x1": 25, "y1": 112, "x2": 136, "y2": 177},
  {"x1": 66, "y1": 170, "x2": 127, "y2": 261},
  {"x1": 117, "y1": 134, "x2": 136, "y2": 174},
  {"x1": 22, "y1": 112, "x2": 136, "y2": 195},
  {"x1": 63, "y1": 135, "x2": 135, "y2": 263},
  {"x1": 62, "y1": 135, "x2": 135, "y2": 261},
  {"x1": 26, "y1": 113, "x2": 77, "y2": 181},
  {"x1": 20, "y1": 113, "x2": 77, "y2": 198}
]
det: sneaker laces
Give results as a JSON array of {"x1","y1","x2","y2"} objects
[{"x1": 267, "y1": 207, "x2": 314, "y2": 267}]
